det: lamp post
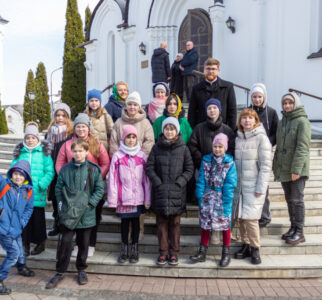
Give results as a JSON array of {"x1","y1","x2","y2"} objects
[
  {"x1": 28, "y1": 91, "x2": 35, "y2": 121},
  {"x1": 50, "y1": 66, "x2": 63, "y2": 119}
]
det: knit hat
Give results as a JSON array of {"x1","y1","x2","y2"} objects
[
  {"x1": 73, "y1": 113, "x2": 90, "y2": 128},
  {"x1": 11, "y1": 167, "x2": 27, "y2": 179},
  {"x1": 177, "y1": 53, "x2": 184, "y2": 58},
  {"x1": 250, "y1": 83, "x2": 267, "y2": 108},
  {"x1": 205, "y1": 98, "x2": 222, "y2": 113},
  {"x1": 162, "y1": 117, "x2": 180, "y2": 133},
  {"x1": 155, "y1": 84, "x2": 166, "y2": 93},
  {"x1": 87, "y1": 89, "x2": 102, "y2": 103},
  {"x1": 24, "y1": 122, "x2": 40, "y2": 141},
  {"x1": 54, "y1": 103, "x2": 71, "y2": 119},
  {"x1": 251, "y1": 86, "x2": 264, "y2": 96},
  {"x1": 126, "y1": 91, "x2": 142, "y2": 107},
  {"x1": 152, "y1": 82, "x2": 170, "y2": 97},
  {"x1": 122, "y1": 125, "x2": 138, "y2": 141},
  {"x1": 212, "y1": 133, "x2": 229, "y2": 151}
]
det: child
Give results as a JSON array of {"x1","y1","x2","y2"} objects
[
  {"x1": 11, "y1": 122, "x2": 55, "y2": 256},
  {"x1": 0, "y1": 160, "x2": 35, "y2": 295},
  {"x1": 190, "y1": 133, "x2": 237, "y2": 267},
  {"x1": 146, "y1": 117, "x2": 194, "y2": 266},
  {"x1": 232, "y1": 109, "x2": 272, "y2": 265},
  {"x1": 46, "y1": 139, "x2": 104, "y2": 289},
  {"x1": 108, "y1": 125, "x2": 150, "y2": 263},
  {"x1": 46, "y1": 103, "x2": 73, "y2": 236}
]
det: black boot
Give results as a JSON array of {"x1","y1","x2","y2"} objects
[
  {"x1": 46, "y1": 273, "x2": 64, "y2": 289},
  {"x1": 219, "y1": 246, "x2": 230, "y2": 267},
  {"x1": 118, "y1": 243, "x2": 128, "y2": 263},
  {"x1": 250, "y1": 246, "x2": 261, "y2": 264},
  {"x1": 234, "y1": 243, "x2": 251, "y2": 259},
  {"x1": 23, "y1": 242, "x2": 30, "y2": 257},
  {"x1": 31, "y1": 241, "x2": 45, "y2": 255},
  {"x1": 0, "y1": 280, "x2": 11, "y2": 295},
  {"x1": 129, "y1": 243, "x2": 139, "y2": 264},
  {"x1": 190, "y1": 244, "x2": 208, "y2": 263},
  {"x1": 286, "y1": 227, "x2": 305, "y2": 245},
  {"x1": 48, "y1": 220, "x2": 60, "y2": 236},
  {"x1": 281, "y1": 226, "x2": 296, "y2": 240}
]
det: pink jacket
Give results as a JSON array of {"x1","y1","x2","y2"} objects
[
  {"x1": 108, "y1": 149, "x2": 151, "y2": 208},
  {"x1": 55, "y1": 136, "x2": 110, "y2": 179}
]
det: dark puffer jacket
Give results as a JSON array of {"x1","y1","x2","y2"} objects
[
  {"x1": 104, "y1": 95, "x2": 126, "y2": 123},
  {"x1": 146, "y1": 135, "x2": 194, "y2": 216},
  {"x1": 151, "y1": 48, "x2": 170, "y2": 83},
  {"x1": 170, "y1": 60, "x2": 183, "y2": 98},
  {"x1": 188, "y1": 117, "x2": 235, "y2": 169},
  {"x1": 180, "y1": 48, "x2": 199, "y2": 76}
]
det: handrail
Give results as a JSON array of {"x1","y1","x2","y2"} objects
[
  {"x1": 288, "y1": 88, "x2": 322, "y2": 101},
  {"x1": 102, "y1": 83, "x2": 115, "y2": 93}
]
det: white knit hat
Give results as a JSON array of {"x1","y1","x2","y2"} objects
[
  {"x1": 162, "y1": 117, "x2": 180, "y2": 133},
  {"x1": 126, "y1": 91, "x2": 142, "y2": 107}
]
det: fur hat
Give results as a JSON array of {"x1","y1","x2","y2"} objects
[
  {"x1": 162, "y1": 117, "x2": 180, "y2": 133},
  {"x1": 212, "y1": 133, "x2": 228, "y2": 151},
  {"x1": 122, "y1": 125, "x2": 138, "y2": 141},
  {"x1": 205, "y1": 98, "x2": 222, "y2": 113},
  {"x1": 73, "y1": 113, "x2": 90, "y2": 128},
  {"x1": 87, "y1": 89, "x2": 102, "y2": 103},
  {"x1": 24, "y1": 122, "x2": 40, "y2": 141},
  {"x1": 126, "y1": 91, "x2": 142, "y2": 107},
  {"x1": 54, "y1": 103, "x2": 71, "y2": 119}
]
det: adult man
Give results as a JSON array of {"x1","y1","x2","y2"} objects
[
  {"x1": 179, "y1": 41, "x2": 199, "y2": 102},
  {"x1": 188, "y1": 58, "x2": 237, "y2": 131},
  {"x1": 151, "y1": 42, "x2": 171, "y2": 83}
]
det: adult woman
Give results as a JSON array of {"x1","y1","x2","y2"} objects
[{"x1": 273, "y1": 92, "x2": 310, "y2": 245}]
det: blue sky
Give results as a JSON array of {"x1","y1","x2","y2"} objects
[{"x1": 0, "y1": 0, "x2": 98, "y2": 105}]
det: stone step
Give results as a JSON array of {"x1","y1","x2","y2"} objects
[
  {"x1": 0, "y1": 134, "x2": 24, "y2": 144},
  {"x1": 0, "y1": 150, "x2": 13, "y2": 160},
  {"x1": 0, "y1": 142, "x2": 16, "y2": 152}
]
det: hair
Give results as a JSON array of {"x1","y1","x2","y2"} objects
[
  {"x1": 74, "y1": 126, "x2": 101, "y2": 158},
  {"x1": 165, "y1": 94, "x2": 178, "y2": 108},
  {"x1": 116, "y1": 81, "x2": 129, "y2": 91},
  {"x1": 47, "y1": 110, "x2": 74, "y2": 136},
  {"x1": 85, "y1": 106, "x2": 105, "y2": 118},
  {"x1": 237, "y1": 108, "x2": 261, "y2": 132},
  {"x1": 204, "y1": 58, "x2": 220, "y2": 68},
  {"x1": 71, "y1": 138, "x2": 89, "y2": 151}
]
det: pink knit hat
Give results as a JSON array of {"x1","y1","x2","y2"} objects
[
  {"x1": 122, "y1": 125, "x2": 138, "y2": 141},
  {"x1": 212, "y1": 133, "x2": 229, "y2": 151}
]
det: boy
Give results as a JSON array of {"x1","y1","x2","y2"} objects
[
  {"x1": 46, "y1": 139, "x2": 104, "y2": 289},
  {"x1": 0, "y1": 160, "x2": 35, "y2": 295}
]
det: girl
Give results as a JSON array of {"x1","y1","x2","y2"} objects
[
  {"x1": 190, "y1": 133, "x2": 237, "y2": 267},
  {"x1": 11, "y1": 122, "x2": 55, "y2": 256},
  {"x1": 232, "y1": 109, "x2": 272, "y2": 265},
  {"x1": 108, "y1": 125, "x2": 150, "y2": 264},
  {"x1": 46, "y1": 103, "x2": 73, "y2": 236},
  {"x1": 153, "y1": 93, "x2": 192, "y2": 144}
]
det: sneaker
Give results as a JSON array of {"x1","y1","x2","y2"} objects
[
  {"x1": 78, "y1": 271, "x2": 88, "y2": 285},
  {"x1": 0, "y1": 280, "x2": 11, "y2": 295},
  {"x1": 18, "y1": 266, "x2": 35, "y2": 277},
  {"x1": 88, "y1": 247, "x2": 95, "y2": 257},
  {"x1": 156, "y1": 255, "x2": 168, "y2": 266},
  {"x1": 168, "y1": 255, "x2": 179, "y2": 266},
  {"x1": 46, "y1": 273, "x2": 64, "y2": 289},
  {"x1": 71, "y1": 246, "x2": 78, "y2": 257}
]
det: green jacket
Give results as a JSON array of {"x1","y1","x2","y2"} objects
[
  {"x1": 273, "y1": 106, "x2": 311, "y2": 182},
  {"x1": 55, "y1": 159, "x2": 104, "y2": 229},
  {"x1": 153, "y1": 115, "x2": 192, "y2": 144}
]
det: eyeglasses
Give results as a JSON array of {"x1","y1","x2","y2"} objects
[
  {"x1": 117, "y1": 89, "x2": 128, "y2": 92},
  {"x1": 205, "y1": 67, "x2": 219, "y2": 72}
]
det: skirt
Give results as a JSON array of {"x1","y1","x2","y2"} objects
[{"x1": 116, "y1": 205, "x2": 146, "y2": 219}]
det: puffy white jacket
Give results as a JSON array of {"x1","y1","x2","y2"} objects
[{"x1": 233, "y1": 124, "x2": 272, "y2": 220}]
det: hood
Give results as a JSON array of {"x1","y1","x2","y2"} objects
[
  {"x1": 281, "y1": 92, "x2": 301, "y2": 110},
  {"x1": 121, "y1": 107, "x2": 147, "y2": 124},
  {"x1": 237, "y1": 123, "x2": 267, "y2": 139},
  {"x1": 13, "y1": 140, "x2": 52, "y2": 159},
  {"x1": 250, "y1": 83, "x2": 267, "y2": 108},
  {"x1": 7, "y1": 160, "x2": 33, "y2": 185},
  {"x1": 282, "y1": 105, "x2": 308, "y2": 120},
  {"x1": 152, "y1": 82, "x2": 170, "y2": 97},
  {"x1": 153, "y1": 48, "x2": 168, "y2": 56}
]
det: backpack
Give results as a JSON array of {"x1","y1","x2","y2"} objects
[{"x1": 0, "y1": 184, "x2": 32, "y2": 200}]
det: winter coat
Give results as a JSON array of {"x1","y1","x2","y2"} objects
[
  {"x1": 108, "y1": 149, "x2": 151, "y2": 208},
  {"x1": 146, "y1": 135, "x2": 194, "y2": 216},
  {"x1": 11, "y1": 141, "x2": 55, "y2": 208},
  {"x1": 232, "y1": 124, "x2": 272, "y2": 220},
  {"x1": 0, "y1": 160, "x2": 34, "y2": 239},
  {"x1": 180, "y1": 48, "x2": 199, "y2": 76},
  {"x1": 55, "y1": 136, "x2": 110, "y2": 179},
  {"x1": 273, "y1": 93, "x2": 311, "y2": 182},
  {"x1": 188, "y1": 77, "x2": 237, "y2": 131},
  {"x1": 153, "y1": 114, "x2": 192, "y2": 144},
  {"x1": 188, "y1": 117, "x2": 235, "y2": 169},
  {"x1": 109, "y1": 108, "x2": 155, "y2": 157},
  {"x1": 55, "y1": 159, "x2": 104, "y2": 229},
  {"x1": 151, "y1": 48, "x2": 171, "y2": 83},
  {"x1": 104, "y1": 95, "x2": 126, "y2": 123},
  {"x1": 170, "y1": 60, "x2": 183, "y2": 97}
]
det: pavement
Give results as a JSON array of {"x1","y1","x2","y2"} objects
[{"x1": 2, "y1": 269, "x2": 322, "y2": 299}]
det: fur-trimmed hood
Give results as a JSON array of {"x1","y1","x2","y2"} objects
[{"x1": 13, "y1": 139, "x2": 52, "y2": 159}]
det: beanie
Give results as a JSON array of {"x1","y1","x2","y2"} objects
[
  {"x1": 155, "y1": 84, "x2": 166, "y2": 93},
  {"x1": 205, "y1": 98, "x2": 222, "y2": 114},
  {"x1": 11, "y1": 168, "x2": 27, "y2": 179},
  {"x1": 24, "y1": 122, "x2": 40, "y2": 141},
  {"x1": 54, "y1": 102, "x2": 71, "y2": 119},
  {"x1": 212, "y1": 133, "x2": 229, "y2": 151},
  {"x1": 126, "y1": 91, "x2": 142, "y2": 107},
  {"x1": 162, "y1": 117, "x2": 180, "y2": 133},
  {"x1": 122, "y1": 125, "x2": 138, "y2": 141},
  {"x1": 87, "y1": 89, "x2": 102, "y2": 103},
  {"x1": 73, "y1": 113, "x2": 90, "y2": 128},
  {"x1": 251, "y1": 86, "x2": 265, "y2": 97}
]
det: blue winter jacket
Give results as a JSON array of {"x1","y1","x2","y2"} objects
[
  {"x1": 195, "y1": 153, "x2": 237, "y2": 218},
  {"x1": 0, "y1": 160, "x2": 34, "y2": 239},
  {"x1": 180, "y1": 48, "x2": 199, "y2": 76},
  {"x1": 104, "y1": 95, "x2": 126, "y2": 123}
]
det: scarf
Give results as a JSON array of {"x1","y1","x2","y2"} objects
[
  {"x1": 148, "y1": 98, "x2": 166, "y2": 123},
  {"x1": 47, "y1": 124, "x2": 67, "y2": 144},
  {"x1": 112, "y1": 84, "x2": 126, "y2": 103},
  {"x1": 167, "y1": 94, "x2": 182, "y2": 119},
  {"x1": 119, "y1": 140, "x2": 141, "y2": 157}
]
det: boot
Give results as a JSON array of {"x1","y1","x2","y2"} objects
[
  {"x1": 48, "y1": 220, "x2": 60, "y2": 236},
  {"x1": 23, "y1": 242, "x2": 30, "y2": 257},
  {"x1": 0, "y1": 280, "x2": 11, "y2": 295},
  {"x1": 250, "y1": 246, "x2": 261, "y2": 264},
  {"x1": 281, "y1": 226, "x2": 296, "y2": 240},
  {"x1": 46, "y1": 273, "x2": 64, "y2": 289},
  {"x1": 285, "y1": 227, "x2": 305, "y2": 245},
  {"x1": 219, "y1": 246, "x2": 230, "y2": 267},
  {"x1": 118, "y1": 243, "x2": 128, "y2": 263},
  {"x1": 234, "y1": 243, "x2": 251, "y2": 259},
  {"x1": 129, "y1": 243, "x2": 139, "y2": 264},
  {"x1": 18, "y1": 266, "x2": 35, "y2": 277},
  {"x1": 31, "y1": 241, "x2": 45, "y2": 255},
  {"x1": 190, "y1": 244, "x2": 208, "y2": 263}
]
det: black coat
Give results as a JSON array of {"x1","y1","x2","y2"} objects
[
  {"x1": 188, "y1": 117, "x2": 235, "y2": 169},
  {"x1": 188, "y1": 77, "x2": 237, "y2": 131},
  {"x1": 170, "y1": 60, "x2": 183, "y2": 97},
  {"x1": 146, "y1": 135, "x2": 194, "y2": 216},
  {"x1": 151, "y1": 48, "x2": 170, "y2": 83}
]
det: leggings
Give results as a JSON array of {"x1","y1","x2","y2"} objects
[
  {"x1": 121, "y1": 217, "x2": 140, "y2": 244},
  {"x1": 201, "y1": 229, "x2": 231, "y2": 246}
]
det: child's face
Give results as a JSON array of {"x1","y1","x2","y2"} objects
[
  {"x1": 126, "y1": 102, "x2": 140, "y2": 118},
  {"x1": 212, "y1": 144, "x2": 225, "y2": 157},
  {"x1": 75, "y1": 124, "x2": 89, "y2": 139},
  {"x1": 155, "y1": 89, "x2": 166, "y2": 99},
  {"x1": 12, "y1": 171, "x2": 25, "y2": 186},
  {"x1": 72, "y1": 145, "x2": 89, "y2": 162},
  {"x1": 163, "y1": 124, "x2": 177, "y2": 141},
  {"x1": 240, "y1": 115, "x2": 256, "y2": 131},
  {"x1": 207, "y1": 105, "x2": 220, "y2": 121},
  {"x1": 88, "y1": 98, "x2": 101, "y2": 111},
  {"x1": 55, "y1": 110, "x2": 67, "y2": 125},
  {"x1": 25, "y1": 135, "x2": 39, "y2": 147},
  {"x1": 124, "y1": 134, "x2": 137, "y2": 147},
  {"x1": 283, "y1": 99, "x2": 294, "y2": 112},
  {"x1": 252, "y1": 92, "x2": 264, "y2": 107},
  {"x1": 167, "y1": 99, "x2": 178, "y2": 114}
]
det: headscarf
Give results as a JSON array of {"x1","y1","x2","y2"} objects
[
  {"x1": 112, "y1": 84, "x2": 126, "y2": 103},
  {"x1": 166, "y1": 94, "x2": 182, "y2": 119}
]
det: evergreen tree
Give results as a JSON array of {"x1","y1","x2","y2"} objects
[
  {"x1": 23, "y1": 70, "x2": 35, "y2": 124},
  {"x1": 84, "y1": 6, "x2": 92, "y2": 38},
  {"x1": 0, "y1": 106, "x2": 8, "y2": 134},
  {"x1": 34, "y1": 62, "x2": 51, "y2": 131},
  {"x1": 62, "y1": 0, "x2": 86, "y2": 119}
]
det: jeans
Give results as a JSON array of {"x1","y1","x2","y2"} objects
[{"x1": 0, "y1": 235, "x2": 26, "y2": 280}]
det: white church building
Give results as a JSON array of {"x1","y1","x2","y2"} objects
[{"x1": 84, "y1": 0, "x2": 322, "y2": 134}]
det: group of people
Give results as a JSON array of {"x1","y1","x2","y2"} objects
[{"x1": 0, "y1": 56, "x2": 311, "y2": 295}]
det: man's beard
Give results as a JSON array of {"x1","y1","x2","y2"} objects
[{"x1": 205, "y1": 74, "x2": 217, "y2": 81}]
